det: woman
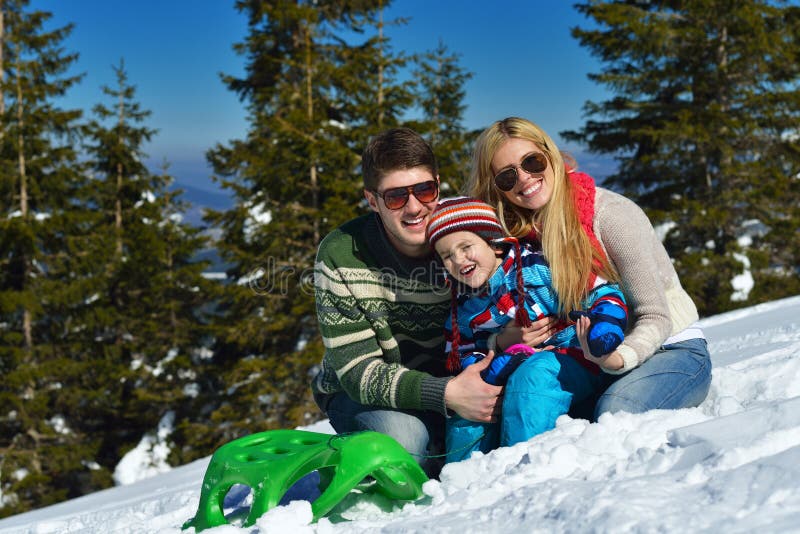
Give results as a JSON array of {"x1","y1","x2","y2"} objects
[{"x1": 465, "y1": 117, "x2": 711, "y2": 419}]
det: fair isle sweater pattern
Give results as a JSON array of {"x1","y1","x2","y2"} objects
[{"x1": 312, "y1": 213, "x2": 452, "y2": 415}]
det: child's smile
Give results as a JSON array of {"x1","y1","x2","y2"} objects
[{"x1": 434, "y1": 231, "x2": 503, "y2": 289}]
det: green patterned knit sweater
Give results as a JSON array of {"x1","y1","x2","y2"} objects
[{"x1": 312, "y1": 213, "x2": 452, "y2": 415}]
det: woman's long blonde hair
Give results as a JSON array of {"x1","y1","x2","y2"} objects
[{"x1": 463, "y1": 117, "x2": 619, "y2": 316}]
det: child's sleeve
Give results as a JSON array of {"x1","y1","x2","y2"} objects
[
  {"x1": 585, "y1": 282, "x2": 628, "y2": 323},
  {"x1": 578, "y1": 282, "x2": 629, "y2": 356}
]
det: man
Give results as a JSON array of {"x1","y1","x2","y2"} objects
[{"x1": 312, "y1": 128, "x2": 502, "y2": 476}]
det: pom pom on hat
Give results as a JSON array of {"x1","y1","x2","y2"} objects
[{"x1": 427, "y1": 196, "x2": 505, "y2": 250}]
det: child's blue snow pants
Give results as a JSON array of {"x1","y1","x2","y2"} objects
[{"x1": 445, "y1": 350, "x2": 604, "y2": 463}]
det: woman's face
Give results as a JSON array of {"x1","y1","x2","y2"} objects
[{"x1": 491, "y1": 137, "x2": 555, "y2": 211}]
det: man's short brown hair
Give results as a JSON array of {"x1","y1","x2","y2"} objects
[{"x1": 361, "y1": 128, "x2": 438, "y2": 191}]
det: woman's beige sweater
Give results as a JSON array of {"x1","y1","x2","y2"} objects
[{"x1": 593, "y1": 188, "x2": 701, "y2": 373}]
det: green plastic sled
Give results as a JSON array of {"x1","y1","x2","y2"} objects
[{"x1": 182, "y1": 429, "x2": 429, "y2": 531}]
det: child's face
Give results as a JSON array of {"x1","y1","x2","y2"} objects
[{"x1": 434, "y1": 231, "x2": 503, "y2": 289}]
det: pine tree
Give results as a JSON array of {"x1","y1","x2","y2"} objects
[
  {"x1": 332, "y1": 0, "x2": 414, "y2": 140},
  {"x1": 410, "y1": 39, "x2": 474, "y2": 193},
  {"x1": 78, "y1": 61, "x2": 215, "y2": 477},
  {"x1": 0, "y1": 0, "x2": 87, "y2": 515},
  {"x1": 196, "y1": 0, "x2": 416, "y2": 453},
  {"x1": 564, "y1": 0, "x2": 800, "y2": 316},
  {"x1": 0, "y1": 55, "x2": 218, "y2": 516}
]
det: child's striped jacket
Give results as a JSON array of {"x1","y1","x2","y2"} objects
[{"x1": 444, "y1": 241, "x2": 627, "y2": 372}]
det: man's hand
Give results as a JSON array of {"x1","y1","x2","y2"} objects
[
  {"x1": 444, "y1": 352, "x2": 503, "y2": 423},
  {"x1": 575, "y1": 314, "x2": 624, "y2": 371},
  {"x1": 497, "y1": 315, "x2": 555, "y2": 350}
]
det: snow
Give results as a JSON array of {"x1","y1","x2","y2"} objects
[
  {"x1": 236, "y1": 267, "x2": 265, "y2": 287},
  {"x1": 113, "y1": 412, "x2": 176, "y2": 486},
  {"x1": 243, "y1": 201, "x2": 272, "y2": 242},
  {"x1": 652, "y1": 220, "x2": 676, "y2": 242},
  {"x1": 1, "y1": 295, "x2": 800, "y2": 533},
  {"x1": 730, "y1": 251, "x2": 754, "y2": 302},
  {"x1": 201, "y1": 272, "x2": 227, "y2": 281},
  {"x1": 47, "y1": 416, "x2": 71, "y2": 435}
]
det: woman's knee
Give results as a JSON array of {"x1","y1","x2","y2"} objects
[{"x1": 594, "y1": 340, "x2": 712, "y2": 417}]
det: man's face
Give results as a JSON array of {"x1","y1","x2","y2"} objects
[{"x1": 365, "y1": 166, "x2": 439, "y2": 258}]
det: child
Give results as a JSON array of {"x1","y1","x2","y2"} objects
[{"x1": 426, "y1": 197, "x2": 628, "y2": 463}]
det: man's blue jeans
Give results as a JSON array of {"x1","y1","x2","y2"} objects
[{"x1": 325, "y1": 393, "x2": 445, "y2": 477}]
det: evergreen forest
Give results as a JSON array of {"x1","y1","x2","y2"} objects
[{"x1": 1, "y1": 0, "x2": 798, "y2": 517}]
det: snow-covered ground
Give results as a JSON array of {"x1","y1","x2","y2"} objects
[{"x1": 2, "y1": 295, "x2": 800, "y2": 533}]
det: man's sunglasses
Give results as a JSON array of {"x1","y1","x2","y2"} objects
[
  {"x1": 372, "y1": 180, "x2": 439, "y2": 210},
  {"x1": 493, "y1": 152, "x2": 549, "y2": 192}
]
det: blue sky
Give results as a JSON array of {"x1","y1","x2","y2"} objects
[{"x1": 34, "y1": 0, "x2": 611, "y2": 193}]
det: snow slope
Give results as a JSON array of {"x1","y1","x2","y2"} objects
[{"x1": 1, "y1": 295, "x2": 800, "y2": 533}]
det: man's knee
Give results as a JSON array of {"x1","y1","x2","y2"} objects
[
  {"x1": 354, "y1": 409, "x2": 430, "y2": 456},
  {"x1": 357, "y1": 410, "x2": 443, "y2": 478}
]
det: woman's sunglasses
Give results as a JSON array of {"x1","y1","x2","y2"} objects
[
  {"x1": 372, "y1": 180, "x2": 439, "y2": 210},
  {"x1": 493, "y1": 152, "x2": 549, "y2": 192}
]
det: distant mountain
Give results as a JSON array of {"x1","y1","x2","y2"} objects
[
  {"x1": 567, "y1": 149, "x2": 619, "y2": 185},
  {"x1": 171, "y1": 180, "x2": 234, "y2": 228},
  {"x1": 167, "y1": 180, "x2": 234, "y2": 274}
]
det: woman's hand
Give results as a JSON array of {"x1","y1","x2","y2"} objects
[
  {"x1": 444, "y1": 353, "x2": 504, "y2": 422},
  {"x1": 497, "y1": 315, "x2": 555, "y2": 350},
  {"x1": 575, "y1": 315, "x2": 624, "y2": 371}
]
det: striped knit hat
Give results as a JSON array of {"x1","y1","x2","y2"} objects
[
  {"x1": 427, "y1": 196, "x2": 532, "y2": 371},
  {"x1": 426, "y1": 196, "x2": 505, "y2": 250}
]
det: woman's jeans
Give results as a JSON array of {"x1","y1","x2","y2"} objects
[
  {"x1": 594, "y1": 337, "x2": 712, "y2": 417},
  {"x1": 325, "y1": 393, "x2": 446, "y2": 478},
  {"x1": 446, "y1": 338, "x2": 712, "y2": 463}
]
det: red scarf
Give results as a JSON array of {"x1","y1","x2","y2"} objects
[
  {"x1": 526, "y1": 170, "x2": 607, "y2": 288},
  {"x1": 529, "y1": 170, "x2": 607, "y2": 375}
]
